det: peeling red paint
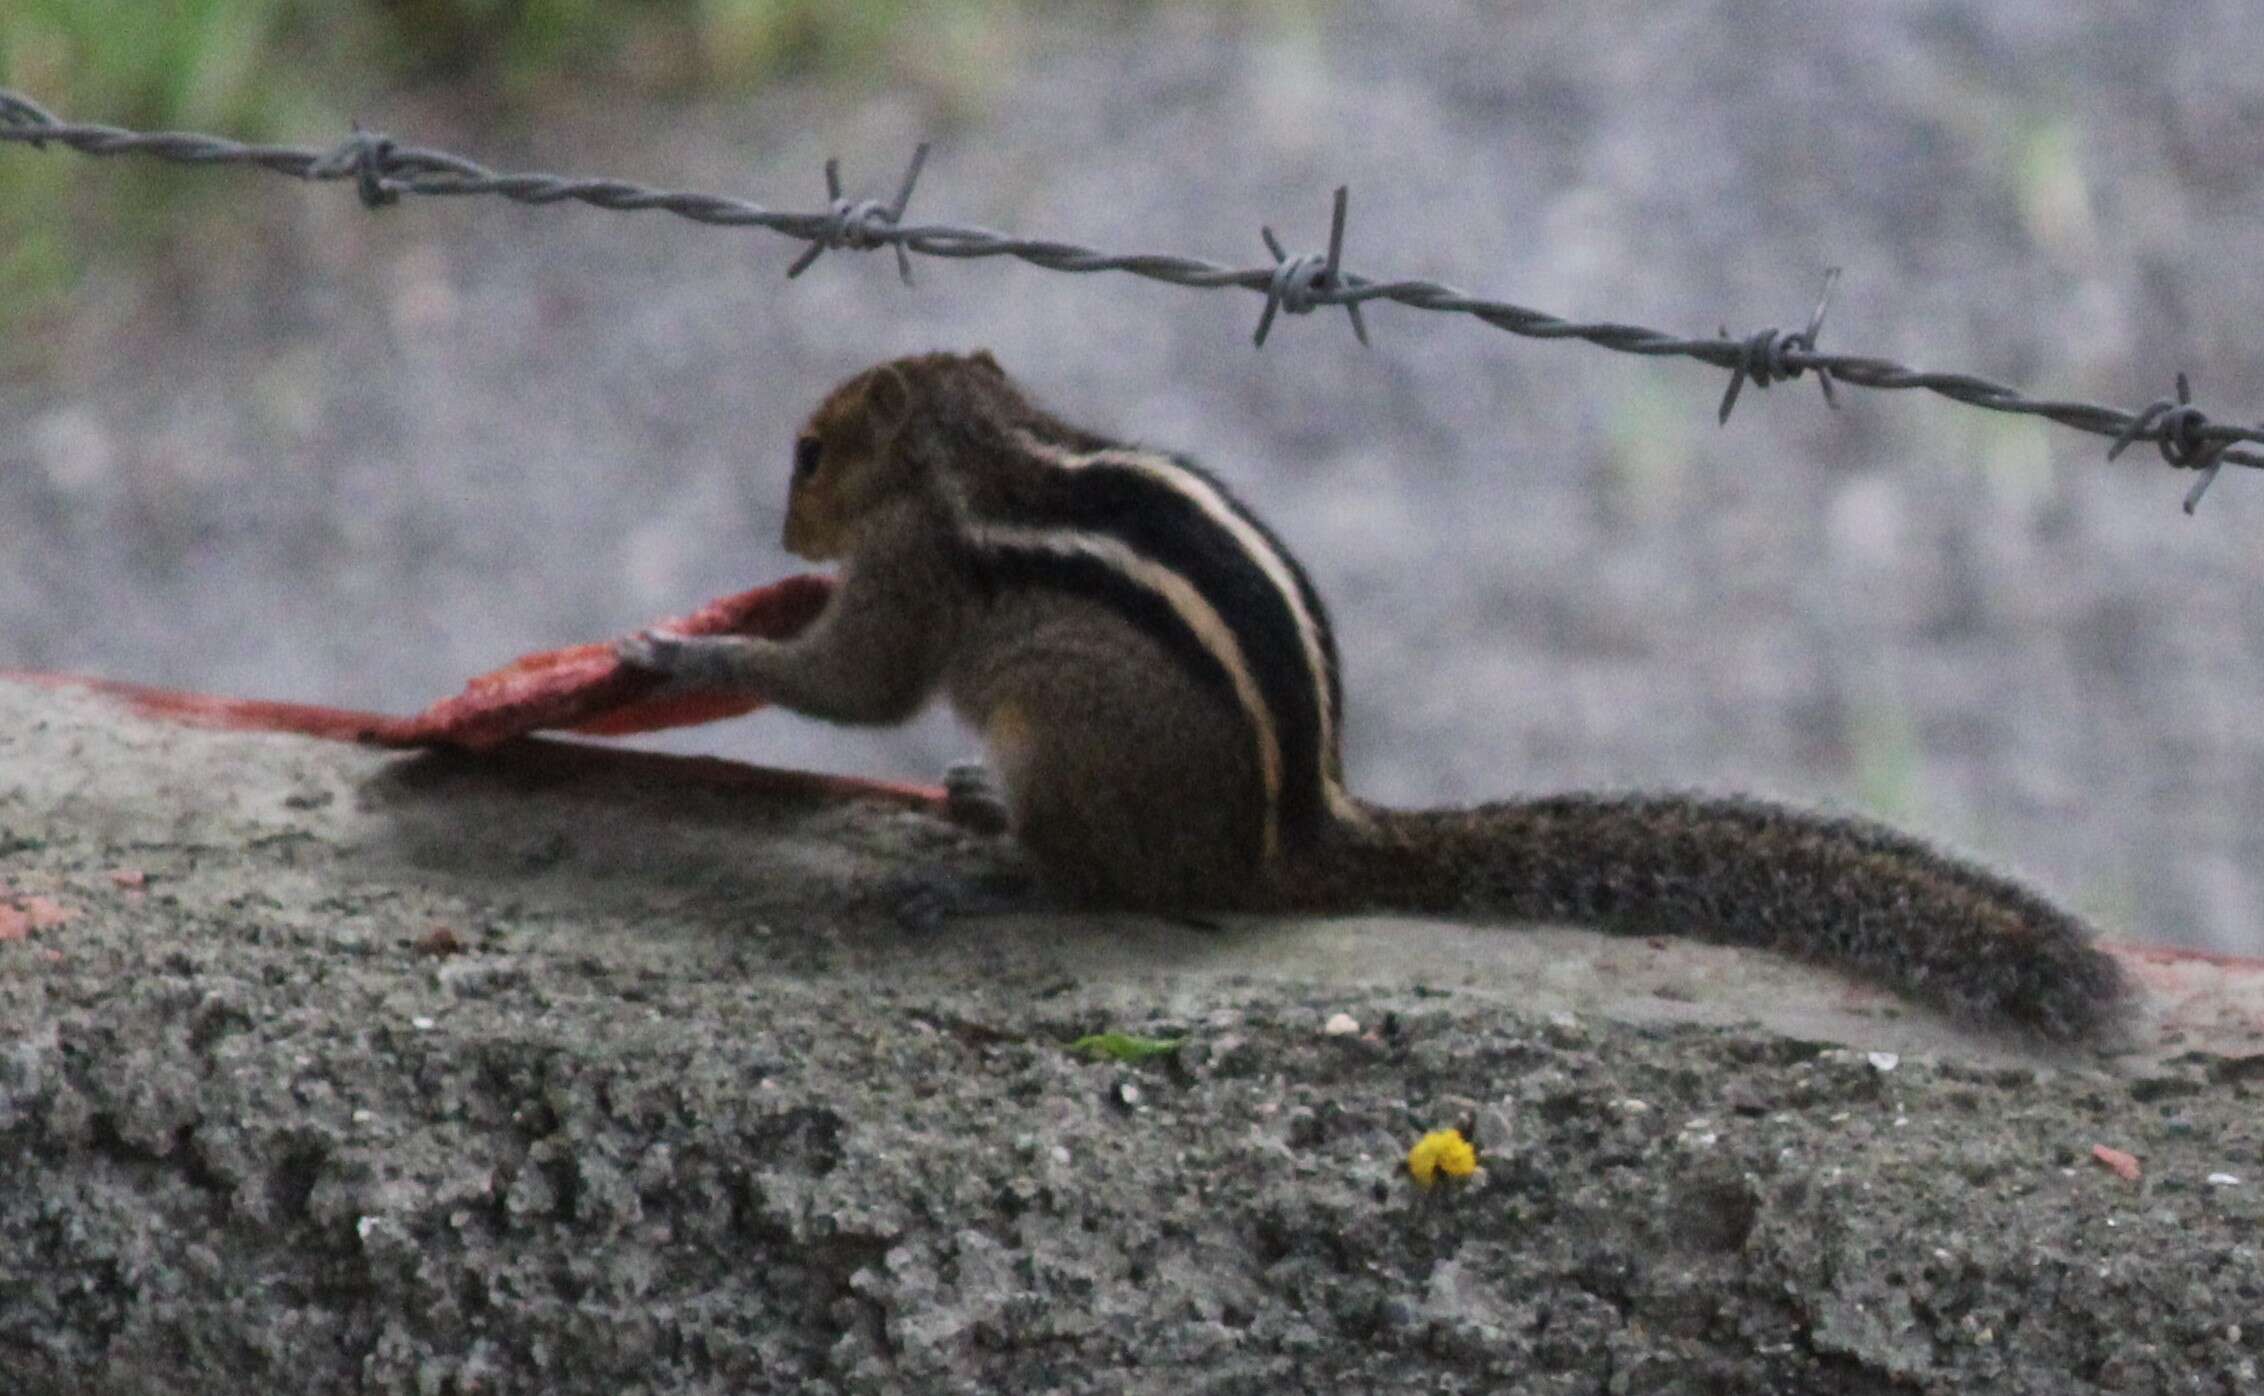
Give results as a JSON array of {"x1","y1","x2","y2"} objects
[{"x1": 2091, "y1": 1144, "x2": 2142, "y2": 1182}]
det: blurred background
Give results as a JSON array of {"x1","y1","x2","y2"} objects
[{"x1": 4, "y1": 0, "x2": 2263, "y2": 953}]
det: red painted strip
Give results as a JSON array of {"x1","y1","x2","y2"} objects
[{"x1": 3, "y1": 572, "x2": 943, "y2": 811}]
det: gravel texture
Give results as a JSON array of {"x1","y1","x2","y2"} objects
[{"x1": 4, "y1": 681, "x2": 2263, "y2": 1394}]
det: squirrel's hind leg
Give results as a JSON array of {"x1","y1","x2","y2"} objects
[
  {"x1": 942, "y1": 760, "x2": 1014, "y2": 835},
  {"x1": 967, "y1": 678, "x2": 1264, "y2": 912}
]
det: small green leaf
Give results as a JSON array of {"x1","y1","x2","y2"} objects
[{"x1": 1068, "y1": 1032, "x2": 1182, "y2": 1063}]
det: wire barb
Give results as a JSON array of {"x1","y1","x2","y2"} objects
[
  {"x1": 1717, "y1": 267, "x2": 1840, "y2": 424},
  {"x1": 4, "y1": 86, "x2": 2261, "y2": 514},
  {"x1": 786, "y1": 144, "x2": 928, "y2": 285},
  {"x1": 307, "y1": 123, "x2": 400, "y2": 208},
  {"x1": 1254, "y1": 186, "x2": 1368, "y2": 348},
  {"x1": 2107, "y1": 372, "x2": 2232, "y2": 514}
]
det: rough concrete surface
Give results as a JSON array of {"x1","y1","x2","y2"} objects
[{"x1": 3, "y1": 680, "x2": 2261, "y2": 1395}]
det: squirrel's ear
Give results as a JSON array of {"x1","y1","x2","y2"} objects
[
  {"x1": 968, "y1": 349, "x2": 1005, "y2": 377},
  {"x1": 862, "y1": 363, "x2": 915, "y2": 431}
]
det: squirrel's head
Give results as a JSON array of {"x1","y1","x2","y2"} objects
[{"x1": 783, "y1": 349, "x2": 1017, "y2": 559}]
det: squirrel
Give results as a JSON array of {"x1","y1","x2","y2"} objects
[{"x1": 616, "y1": 351, "x2": 2127, "y2": 1041}]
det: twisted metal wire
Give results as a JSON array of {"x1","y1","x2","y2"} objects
[{"x1": 5, "y1": 87, "x2": 2258, "y2": 507}]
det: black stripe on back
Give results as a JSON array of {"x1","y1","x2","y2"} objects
[
  {"x1": 973, "y1": 546, "x2": 1236, "y2": 702},
  {"x1": 1189, "y1": 459, "x2": 1344, "y2": 755},
  {"x1": 1000, "y1": 454, "x2": 1335, "y2": 846},
  {"x1": 973, "y1": 545, "x2": 1265, "y2": 860}
]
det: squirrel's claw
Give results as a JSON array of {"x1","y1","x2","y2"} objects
[
  {"x1": 614, "y1": 629, "x2": 761, "y2": 687},
  {"x1": 612, "y1": 628, "x2": 679, "y2": 672}
]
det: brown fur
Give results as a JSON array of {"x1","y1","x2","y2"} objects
[
  {"x1": 640, "y1": 352, "x2": 2127, "y2": 1041},
  {"x1": 1283, "y1": 797, "x2": 2125, "y2": 1041}
]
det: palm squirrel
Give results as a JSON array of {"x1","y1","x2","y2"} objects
[{"x1": 616, "y1": 351, "x2": 2126, "y2": 1040}]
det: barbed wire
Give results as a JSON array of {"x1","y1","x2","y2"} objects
[{"x1": 4, "y1": 87, "x2": 2256, "y2": 514}]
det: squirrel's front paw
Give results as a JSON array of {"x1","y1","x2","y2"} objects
[
  {"x1": 613, "y1": 628, "x2": 689, "y2": 673},
  {"x1": 614, "y1": 629, "x2": 758, "y2": 685}
]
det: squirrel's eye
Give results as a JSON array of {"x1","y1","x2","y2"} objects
[{"x1": 793, "y1": 437, "x2": 823, "y2": 481}]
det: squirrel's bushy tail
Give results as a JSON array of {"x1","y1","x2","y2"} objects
[{"x1": 1278, "y1": 793, "x2": 2127, "y2": 1041}]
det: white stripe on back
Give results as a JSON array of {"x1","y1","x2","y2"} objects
[
  {"x1": 1012, "y1": 434, "x2": 1352, "y2": 821},
  {"x1": 963, "y1": 517, "x2": 1285, "y2": 858}
]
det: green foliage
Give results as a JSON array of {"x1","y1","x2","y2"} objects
[
  {"x1": 311, "y1": 0, "x2": 1020, "y2": 98},
  {"x1": 1068, "y1": 1031, "x2": 1184, "y2": 1064},
  {"x1": 0, "y1": 0, "x2": 361, "y2": 335},
  {"x1": 0, "y1": 160, "x2": 71, "y2": 327},
  {"x1": 1, "y1": 0, "x2": 337, "y2": 133},
  {"x1": 0, "y1": 0, "x2": 1047, "y2": 341}
]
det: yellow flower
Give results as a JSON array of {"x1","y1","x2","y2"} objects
[{"x1": 1406, "y1": 1128, "x2": 1478, "y2": 1189}]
